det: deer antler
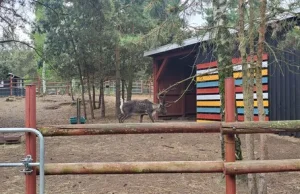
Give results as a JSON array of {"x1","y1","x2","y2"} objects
[{"x1": 157, "y1": 86, "x2": 177, "y2": 105}]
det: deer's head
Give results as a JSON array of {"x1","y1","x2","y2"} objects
[{"x1": 156, "y1": 89, "x2": 173, "y2": 116}]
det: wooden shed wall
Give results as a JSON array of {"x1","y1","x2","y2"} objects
[
  {"x1": 196, "y1": 54, "x2": 270, "y2": 122},
  {"x1": 154, "y1": 51, "x2": 197, "y2": 117}
]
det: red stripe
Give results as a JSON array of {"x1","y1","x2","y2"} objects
[
  {"x1": 232, "y1": 54, "x2": 268, "y2": 64},
  {"x1": 197, "y1": 114, "x2": 221, "y2": 120},
  {"x1": 235, "y1": 85, "x2": 268, "y2": 93},
  {"x1": 196, "y1": 61, "x2": 217, "y2": 69},
  {"x1": 237, "y1": 115, "x2": 269, "y2": 121},
  {"x1": 197, "y1": 114, "x2": 269, "y2": 121},
  {"x1": 197, "y1": 88, "x2": 219, "y2": 94},
  {"x1": 197, "y1": 54, "x2": 268, "y2": 69},
  {"x1": 197, "y1": 85, "x2": 268, "y2": 94}
]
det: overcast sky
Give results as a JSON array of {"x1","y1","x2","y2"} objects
[{"x1": 17, "y1": 0, "x2": 299, "y2": 42}]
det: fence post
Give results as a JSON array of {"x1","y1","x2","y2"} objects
[
  {"x1": 10, "y1": 76, "x2": 13, "y2": 96},
  {"x1": 225, "y1": 77, "x2": 236, "y2": 194},
  {"x1": 25, "y1": 85, "x2": 37, "y2": 194}
]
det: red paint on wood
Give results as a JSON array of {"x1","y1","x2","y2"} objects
[
  {"x1": 232, "y1": 54, "x2": 268, "y2": 64},
  {"x1": 224, "y1": 78, "x2": 236, "y2": 194},
  {"x1": 197, "y1": 85, "x2": 268, "y2": 94},
  {"x1": 25, "y1": 85, "x2": 37, "y2": 194},
  {"x1": 235, "y1": 85, "x2": 268, "y2": 93},
  {"x1": 197, "y1": 88, "x2": 219, "y2": 94},
  {"x1": 153, "y1": 60, "x2": 158, "y2": 104},
  {"x1": 197, "y1": 54, "x2": 268, "y2": 69},
  {"x1": 197, "y1": 114, "x2": 221, "y2": 120},
  {"x1": 156, "y1": 58, "x2": 169, "y2": 81},
  {"x1": 237, "y1": 115, "x2": 269, "y2": 121},
  {"x1": 197, "y1": 61, "x2": 218, "y2": 69}
]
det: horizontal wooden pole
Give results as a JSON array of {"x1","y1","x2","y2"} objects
[
  {"x1": 37, "y1": 159, "x2": 300, "y2": 175},
  {"x1": 38, "y1": 161, "x2": 224, "y2": 175},
  {"x1": 38, "y1": 122, "x2": 221, "y2": 136},
  {"x1": 224, "y1": 159, "x2": 300, "y2": 174},
  {"x1": 222, "y1": 120, "x2": 300, "y2": 134}
]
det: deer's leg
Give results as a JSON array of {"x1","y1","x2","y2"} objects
[
  {"x1": 121, "y1": 114, "x2": 132, "y2": 123},
  {"x1": 147, "y1": 112, "x2": 155, "y2": 123},
  {"x1": 140, "y1": 114, "x2": 144, "y2": 123},
  {"x1": 118, "y1": 114, "x2": 123, "y2": 123}
]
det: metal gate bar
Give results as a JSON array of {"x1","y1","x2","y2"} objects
[{"x1": 0, "y1": 128, "x2": 45, "y2": 194}]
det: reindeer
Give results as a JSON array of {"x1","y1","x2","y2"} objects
[{"x1": 118, "y1": 90, "x2": 172, "y2": 123}]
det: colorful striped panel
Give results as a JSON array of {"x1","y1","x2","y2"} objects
[{"x1": 196, "y1": 55, "x2": 269, "y2": 122}]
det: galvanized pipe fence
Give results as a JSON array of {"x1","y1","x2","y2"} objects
[
  {"x1": 0, "y1": 128, "x2": 45, "y2": 194},
  {"x1": 5, "y1": 78, "x2": 300, "y2": 194}
]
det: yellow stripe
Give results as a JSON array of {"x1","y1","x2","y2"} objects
[
  {"x1": 234, "y1": 69, "x2": 268, "y2": 79},
  {"x1": 197, "y1": 74, "x2": 218, "y2": 82},
  {"x1": 236, "y1": 100, "x2": 269, "y2": 107},
  {"x1": 233, "y1": 72, "x2": 243, "y2": 78},
  {"x1": 197, "y1": 101, "x2": 221, "y2": 106},
  {"x1": 197, "y1": 69, "x2": 268, "y2": 81},
  {"x1": 197, "y1": 120, "x2": 216, "y2": 122},
  {"x1": 197, "y1": 100, "x2": 269, "y2": 107}
]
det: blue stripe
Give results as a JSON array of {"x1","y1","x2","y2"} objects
[
  {"x1": 197, "y1": 107, "x2": 269, "y2": 115},
  {"x1": 235, "y1": 77, "x2": 268, "y2": 86},
  {"x1": 237, "y1": 108, "x2": 269, "y2": 115},
  {"x1": 197, "y1": 107, "x2": 221, "y2": 113},
  {"x1": 197, "y1": 77, "x2": 268, "y2": 88},
  {"x1": 197, "y1": 81, "x2": 219, "y2": 88}
]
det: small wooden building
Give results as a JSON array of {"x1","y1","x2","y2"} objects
[
  {"x1": 0, "y1": 73, "x2": 25, "y2": 97},
  {"x1": 144, "y1": 14, "x2": 300, "y2": 138}
]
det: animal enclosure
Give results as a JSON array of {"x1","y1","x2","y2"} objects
[{"x1": 1, "y1": 82, "x2": 298, "y2": 193}]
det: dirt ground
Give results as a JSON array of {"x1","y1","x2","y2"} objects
[{"x1": 0, "y1": 94, "x2": 300, "y2": 194}]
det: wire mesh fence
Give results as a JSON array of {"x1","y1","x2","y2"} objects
[{"x1": 0, "y1": 77, "x2": 153, "y2": 97}]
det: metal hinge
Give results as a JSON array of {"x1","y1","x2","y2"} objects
[{"x1": 20, "y1": 155, "x2": 33, "y2": 174}]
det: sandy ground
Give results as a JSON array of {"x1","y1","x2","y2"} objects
[{"x1": 0, "y1": 94, "x2": 300, "y2": 194}]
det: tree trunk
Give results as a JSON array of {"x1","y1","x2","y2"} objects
[
  {"x1": 86, "y1": 73, "x2": 95, "y2": 119},
  {"x1": 126, "y1": 78, "x2": 133, "y2": 101},
  {"x1": 42, "y1": 61, "x2": 46, "y2": 95},
  {"x1": 70, "y1": 80, "x2": 75, "y2": 101},
  {"x1": 77, "y1": 64, "x2": 87, "y2": 119},
  {"x1": 115, "y1": 45, "x2": 121, "y2": 117},
  {"x1": 239, "y1": 0, "x2": 257, "y2": 193},
  {"x1": 213, "y1": 0, "x2": 242, "y2": 161},
  {"x1": 121, "y1": 80, "x2": 125, "y2": 101},
  {"x1": 99, "y1": 79, "x2": 105, "y2": 118},
  {"x1": 257, "y1": 0, "x2": 268, "y2": 193},
  {"x1": 92, "y1": 74, "x2": 97, "y2": 109}
]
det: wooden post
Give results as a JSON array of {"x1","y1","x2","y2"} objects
[
  {"x1": 10, "y1": 76, "x2": 13, "y2": 96},
  {"x1": 25, "y1": 85, "x2": 37, "y2": 194},
  {"x1": 224, "y1": 78, "x2": 236, "y2": 194},
  {"x1": 77, "y1": 98, "x2": 81, "y2": 124}
]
